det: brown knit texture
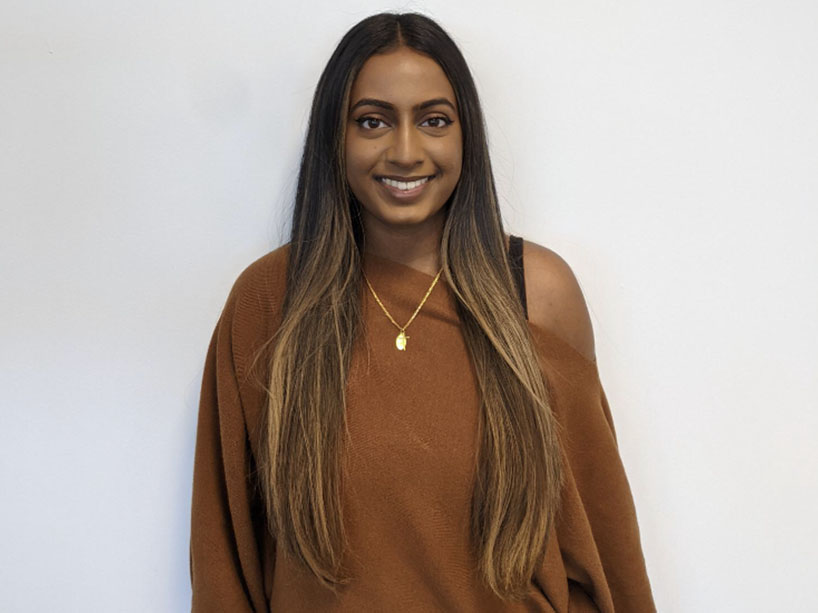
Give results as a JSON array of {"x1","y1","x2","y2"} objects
[{"x1": 189, "y1": 244, "x2": 656, "y2": 612}]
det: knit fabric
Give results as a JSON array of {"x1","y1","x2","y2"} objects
[{"x1": 190, "y1": 243, "x2": 656, "y2": 612}]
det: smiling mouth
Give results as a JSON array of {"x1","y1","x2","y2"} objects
[{"x1": 376, "y1": 175, "x2": 435, "y2": 191}]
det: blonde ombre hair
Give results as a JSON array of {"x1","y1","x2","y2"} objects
[{"x1": 249, "y1": 12, "x2": 564, "y2": 601}]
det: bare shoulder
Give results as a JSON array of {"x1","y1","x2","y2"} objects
[{"x1": 521, "y1": 239, "x2": 596, "y2": 362}]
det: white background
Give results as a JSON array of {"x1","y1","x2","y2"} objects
[{"x1": 2, "y1": 1, "x2": 816, "y2": 611}]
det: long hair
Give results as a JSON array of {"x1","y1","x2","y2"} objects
[{"x1": 251, "y1": 12, "x2": 564, "y2": 601}]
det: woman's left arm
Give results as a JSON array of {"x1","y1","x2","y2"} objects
[{"x1": 524, "y1": 240, "x2": 657, "y2": 612}]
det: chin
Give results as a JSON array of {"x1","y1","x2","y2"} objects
[{"x1": 374, "y1": 204, "x2": 446, "y2": 228}]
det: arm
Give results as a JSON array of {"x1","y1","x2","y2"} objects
[
  {"x1": 190, "y1": 292, "x2": 268, "y2": 612},
  {"x1": 524, "y1": 240, "x2": 656, "y2": 612}
]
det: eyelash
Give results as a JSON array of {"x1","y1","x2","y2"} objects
[{"x1": 355, "y1": 116, "x2": 453, "y2": 130}]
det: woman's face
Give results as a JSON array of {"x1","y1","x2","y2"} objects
[{"x1": 344, "y1": 46, "x2": 463, "y2": 233}]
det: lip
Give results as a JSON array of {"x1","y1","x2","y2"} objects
[
  {"x1": 375, "y1": 175, "x2": 435, "y2": 202},
  {"x1": 376, "y1": 174, "x2": 433, "y2": 181}
]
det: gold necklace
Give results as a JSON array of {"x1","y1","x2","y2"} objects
[{"x1": 363, "y1": 265, "x2": 444, "y2": 351}]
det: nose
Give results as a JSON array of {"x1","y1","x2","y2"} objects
[{"x1": 386, "y1": 121, "x2": 423, "y2": 168}]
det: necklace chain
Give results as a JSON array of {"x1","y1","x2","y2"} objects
[{"x1": 363, "y1": 266, "x2": 444, "y2": 351}]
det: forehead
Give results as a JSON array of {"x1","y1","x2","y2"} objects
[{"x1": 349, "y1": 47, "x2": 457, "y2": 110}]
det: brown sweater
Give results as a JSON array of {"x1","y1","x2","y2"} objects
[{"x1": 190, "y1": 243, "x2": 656, "y2": 612}]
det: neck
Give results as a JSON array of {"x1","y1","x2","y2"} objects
[{"x1": 361, "y1": 212, "x2": 444, "y2": 277}]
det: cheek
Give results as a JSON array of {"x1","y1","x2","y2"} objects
[
  {"x1": 345, "y1": 132, "x2": 364, "y2": 163},
  {"x1": 346, "y1": 141, "x2": 380, "y2": 175},
  {"x1": 433, "y1": 134, "x2": 463, "y2": 173},
  {"x1": 443, "y1": 150, "x2": 463, "y2": 180},
  {"x1": 345, "y1": 146, "x2": 373, "y2": 201}
]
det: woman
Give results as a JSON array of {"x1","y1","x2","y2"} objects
[{"x1": 190, "y1": 12, "x2": 655, "y2": 612}]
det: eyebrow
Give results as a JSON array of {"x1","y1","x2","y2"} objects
[{"x1": 349, "y1": 97, "x2": 457, "y2": 113}]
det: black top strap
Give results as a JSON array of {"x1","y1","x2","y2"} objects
[{"x1": 507, "y1": 235, "x2": 528, "y2": 320}]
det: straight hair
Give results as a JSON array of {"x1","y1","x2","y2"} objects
[{"x1": 250, "y1": 12, "x2": 564, "y2": 601}]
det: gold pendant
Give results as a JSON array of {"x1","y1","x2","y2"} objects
[{"x1": 395, "y1": 330, "x2": 408, "y2": 351}]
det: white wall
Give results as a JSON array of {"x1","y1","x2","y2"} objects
[{"x1": 1, "y1": 1, "x2": 816, "y2": 611}]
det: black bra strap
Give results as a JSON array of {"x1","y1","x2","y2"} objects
[{"x1": 507, "y1": 235, "x2": 528, "y2": 320}]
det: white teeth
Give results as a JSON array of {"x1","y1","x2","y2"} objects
[{"x1": 380, "y1": 176, "x2": 432, "y2": 191}]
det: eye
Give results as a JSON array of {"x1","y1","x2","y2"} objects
[
  {"x1": 355, "y1": 116, "x2": 388, "y2": 130},
  {"x1": 421, "y1": 116, "x2": 453, "y2": 129}
]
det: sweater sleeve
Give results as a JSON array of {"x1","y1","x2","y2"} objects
[
  {"x1": 559, "y1": 359, "x2": 656, "y2": 613},
  {"x1": 531, "y1": 324, "x2": 656, "y2": 613},
  {"x1": 189, "y1": 296, "x2": 269, "y2": 612}
]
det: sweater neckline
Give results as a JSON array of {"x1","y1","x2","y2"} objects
[
  {"x1": 359, "y1": 247, "x2": 598, "y2": 371},
  {"x1": 360, "y1": 250, "x2": 456, "y2": 325},
  {"x1": 361, "y1": 250, "x2": 443, "y2": 281}
]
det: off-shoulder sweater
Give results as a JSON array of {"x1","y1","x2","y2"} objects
[{"x1": 189, "y1": 239, "x2": 656, "y2": 612}]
